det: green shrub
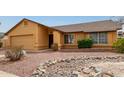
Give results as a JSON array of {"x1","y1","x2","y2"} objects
[
  {"x1": 113, "y1": 38, "x2": 124, "y2": 53},
  {"x1": 77, "y1": 38, "x2": 93, "y2": 48},
  {"x1": 52, "y1": 43, "x2": 59, "y2": 51},
  {"x1": 5, "y1": 46, "x2": 24, "y2": 61},
  {"x1": 0, "y1": 42, "x2": 2, "y2": 48}
]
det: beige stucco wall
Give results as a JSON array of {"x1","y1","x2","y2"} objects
[
  {"x1": 3, "y1": 19, "x2": 63, "y2": 50},
  {"x1": 53, "y1": 31, "x2": 63, "y2": 49},
  {"x1": 5, "y1": 20, "x2": 38, "y2": 50},
  {"x1": 36, "y1": 25, "x2": 49, "y2": 49},
  {"x1": 62, "y1": 31, "x2": 117, "y2": 48},
  {"x1": 108, "y1": 31, "x2": 117, "y2": 45}
]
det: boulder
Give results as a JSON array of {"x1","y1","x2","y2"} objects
[
  {"x1": 72, "y1": 71, "x2": 82, "y2": 77},
  {"x1": 51, "y1": 60, "x2": 58, "y2": 64},
  {"x1": 102, "y1": 71, "x2": 114, "y2": 77},
  {"x1": 93, "y1": 72, "x2": 102, "y2": 77},
  {"x1": 94, "y1": 67, "x2": 103, "y2": 73},
  {"x1": 82, "y1": 67, "x2": 91, "y2": 74},
  {"x1": 22, "y1": 50, "x2": 27, "y2": 56},
  {"x1": 65, "y1": 59, "x2": 71, "y2": 63}
]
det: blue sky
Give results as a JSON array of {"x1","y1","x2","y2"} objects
[{"x1": 0, "y1": 16, "x2": 112, "y2": 33}]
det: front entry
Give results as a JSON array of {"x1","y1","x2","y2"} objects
[{"x1": 49, "y1": 34, "x2": 53, "y2": 48}]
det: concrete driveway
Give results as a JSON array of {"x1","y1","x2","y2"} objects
[{"x1": 0, "y1": 71, "x2": 18, "y2": 77}]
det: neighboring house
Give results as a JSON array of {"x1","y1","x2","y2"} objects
[
  {"x1": 2, "y1": 18, "x2": 121, "y2": 50},
  {"x1": 117, "y1": 31, "x2": 124, "y2": 38},
  {"x1": 117, "y1": 24, "x2": 124, "y2": 38}
]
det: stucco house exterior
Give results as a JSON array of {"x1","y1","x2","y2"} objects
[{"x1": 2, "y1": 18, "x2": 121, "y2": 50}]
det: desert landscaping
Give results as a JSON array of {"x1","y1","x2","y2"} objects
[
  {"x1": 0, "y1": 49, "x2": 124, "y2": 77},
  {"x1": 32, "y1": 54, "x2": 124, "y2": 77}
]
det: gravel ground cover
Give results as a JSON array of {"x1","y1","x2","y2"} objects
[
  {"x1": 0, "y1": 50, "x2": 124, "y2": 77},
  {"x1": 32, "y1": 56, "x2": 124, "y2": 77}
]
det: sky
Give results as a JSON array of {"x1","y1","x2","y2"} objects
[{"x1": 0, "y1": 16, "x2": 112, "y2": 33}]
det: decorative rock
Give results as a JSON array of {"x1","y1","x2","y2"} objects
[
  {"x1": 89, "y1": 71, "x2": 97, "y2": 77},
  {"x1": 31, "y1": 74, "x2": 39, "y2": 77},
  {"x1": 71, "y1": 74, "x2": 78, "y2": 77},
  {"x1": 95, "y1": 57, "x2": 102, "y2": 60},
  {"x1": 65, "y1": 59, "x2": 71, "y2": 63},
  {"x1": 93, "y1": 72, "x2": 102, "y2": 77},
  {"x1": 38, "y1": 71, "x2": 44, "y2": 76},
  {"x1": 82, "y1": 67, "x2": 91, "y2": 74},
  {"x1": 72, "y1": 71, "x2": 80, "y2": 74},
  {"x1": 60, "y1": 59, "x2": 65, "y2": 62},
  {"x1": 37, "y1": 66, "x2": 44, "y2": 71},
  {"x1": 102, "y1": 71, "x2": 114, "y2": 77},
  {"x1": 22, "y1": 50, "x2": 27, "y2": 56},
  {"x1": 70, "y1": 57, "x2": 76, "y2": 61},
  {"x1": 94, "y1": 67, "x2": 103, "y2": 73},
  {"x1": 40, "y1": 69, "x2": 46, "y2": 73},
  {"x1": 72, "y1": 71, "x2": 81, "y2": 77},
  {"x1": 32, "y1": 71, "x2": 39, "y2": 76},
  {"x1": 51, "y1": 60, "x2": 58, "y2": 64},
  {"x1": 31, "y1": 56, "x2": 123, "y2": 77}
]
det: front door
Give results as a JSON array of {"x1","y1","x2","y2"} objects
[{"x1": 49, "y1": 34, "x2": 53, "y2": 48}]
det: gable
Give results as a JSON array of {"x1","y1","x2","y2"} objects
[
  {"x1": 5, "y1": 18, "x2": 62, "y2": 36},
  {"x1": 6, "y1": 19, "x2": 39, "y2": 36}
]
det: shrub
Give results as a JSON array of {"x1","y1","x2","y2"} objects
[
  {"x1": 52, "y1": 43, "x2": 59, "y2": 51},
  {"x1": 5, "y1": 46, "x2": 24, "y2": 61},
  {"x1": 77, "y1": 38, "x2": 93, "y2": 48},
  {"x1": 0, "y1": 42, "x2": 2, "y2": 48},
  {"x1": 113, "y1": 38, "x2": 124, "y2": 53}
]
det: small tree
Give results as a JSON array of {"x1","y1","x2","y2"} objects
[{"x1": 113, "y1": 38, "x2": 124, "y2": 53}]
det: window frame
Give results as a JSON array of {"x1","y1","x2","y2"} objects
[
  {"x1": 90, "y1": 32, "x2": 99, "y2": 44},
  {"x1": 64, "y1": 34, "x2": 74, "y2": 44},
  {"x1": 90, "y1": 32, "x2": 108, "y2": 44},
  {"x1": 99, "y1": 32, "x2": 108, "y2": 44}
]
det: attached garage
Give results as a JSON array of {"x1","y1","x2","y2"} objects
[
  {"x1": 10, "y1": 35, "x2": 34, "y2": 50},
  {"x1": 3, "y1": 18, "x2": 54, "y2": 50}
]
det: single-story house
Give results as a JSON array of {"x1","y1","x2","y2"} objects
[{"x1": 2, "y1": 18, "x2": 121, "y2": 50}]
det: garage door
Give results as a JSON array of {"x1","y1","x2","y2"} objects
[{"x1": 10, "y1": 35, "x2": 34, "y2": 50}]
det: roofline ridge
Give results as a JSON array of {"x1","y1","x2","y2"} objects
[{"x1": 52, "y1": 19, "x2": 113, "y2": 27}]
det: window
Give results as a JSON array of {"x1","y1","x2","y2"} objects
[
  {"x1": 90, "y1": 32, "x2": 107, "y2": 44},
  {"x1": 64, "y1": 34, "x2": 74, "y2": 44},
  {"x1": 90, "y1": 33, "x2": 98, "y2": 44},
  {"x1": 99, "y1": 32, "x2": 107, "y2": 44}
]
